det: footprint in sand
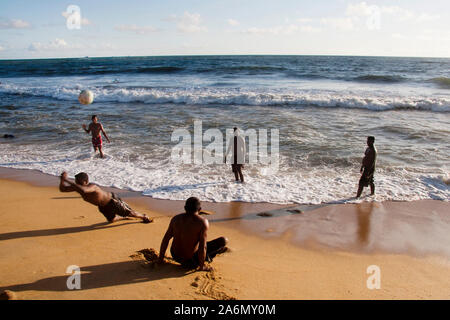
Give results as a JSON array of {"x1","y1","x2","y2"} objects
[
  {"x1": 130, "y1": 248, "x2": 164, "y2": 268},
  {"x1": 132, "y1": 248, "x2": 236, "y2": 300},
  {"x1": 192, "y1": 269, "x2": 236, "y2": 300}
]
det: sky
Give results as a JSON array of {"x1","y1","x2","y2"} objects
[{"x1": 0, "y1": 0, "x2": 449, "y2": 59}]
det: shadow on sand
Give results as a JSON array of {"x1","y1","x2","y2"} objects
[
  {"x1": 0, "y1": 221, "x2": 141, "y2": 241},
  {"x1": 51, "y1": 196, "x2": 82, "y2": 200},
  {"x1": 0, "y1": 260, "x2": 191, "y2": 293}
]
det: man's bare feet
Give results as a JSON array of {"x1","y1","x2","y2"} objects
[
  {"x1": 198, "y1": 265, "x2": 213, "y2": 272},
  {"x1": 108, "y1": 216, "x2": 130, "y2": 223},
  {"x1": 142, "y1": 214, "x2": 153, "y2": 224}
]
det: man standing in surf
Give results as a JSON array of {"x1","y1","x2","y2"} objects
[
  {"x1": 225, "y1": 127, "x2": 246, "y2": 183},
  {"x1": 82, "y1": 115, "x2": 110, "y2": 158},
  {"x1": 356, "y1": 136, "x2": 377, "y2": 198}
]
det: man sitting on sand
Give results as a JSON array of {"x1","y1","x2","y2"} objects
[
  {"x1": 158, "y1": 197, "x2": 228, "y2": 271},
  {"x1": 356, "y1": 136, "x2": 377, "y2": 198},
  {"x1": 59, "y1": 171, "x2": 152, "y2": 223},
  {"x1": 82, "y1": 115, "x2": 110, "y2": 158}
]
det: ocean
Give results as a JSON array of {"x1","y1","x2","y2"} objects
[{"x1": 0, "y1": 55, "x2": 449, "y2": 203}]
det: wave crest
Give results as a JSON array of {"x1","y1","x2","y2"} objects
[
  {"x1": 429, "y1": 77, "x2": 450, "y2": 89},
  {"x1": 354, "y1": 74, "x2": 406, "y2": 83},
  {"x1": 1, "y1": 84, "x2": 449, "y2": 112}
]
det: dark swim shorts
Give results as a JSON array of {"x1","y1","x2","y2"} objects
[
  {"x1": 98, "y1": 193, "x2": 132, "y2": 222},
  {"x1": 231, "y1": 164, "x2": 243, "y2": 173},
  {"x1": 172, "y1": 238, "x2": 226, "y2": 269},
  {"x1": 359, "y1": 168, "x2": 375, "y2": 187}
]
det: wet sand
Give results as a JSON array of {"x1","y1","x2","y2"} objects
[{"x1": 0, "y1": 169, "x2": 450, "y2": 299}]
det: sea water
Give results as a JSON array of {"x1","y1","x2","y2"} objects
[{"x1": 0, "y1": 55, "x2": 449, "y2": 203}]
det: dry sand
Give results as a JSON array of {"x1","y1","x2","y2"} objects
[{"x1": 0, "y1": 177, "x2": 449, "y2": 300}]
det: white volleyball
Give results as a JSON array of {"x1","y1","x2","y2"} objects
[{"x1": 78, "y1": 90, "x2": 94, "y2": 105}]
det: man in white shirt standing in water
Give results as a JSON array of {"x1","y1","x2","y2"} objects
[{"x1": 225, "y1": 127, "x2": 246, "y2": 183}]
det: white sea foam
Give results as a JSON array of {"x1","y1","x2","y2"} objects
[
  {"x1": 1, "y1": 73, "x2": 449, "y2": 204},
  {"x1": 1, "y1": 82, "x2": 449, "y2": 112},
  {"x1": 0, "y1": 143, "x2": 448, "y2": 204}
]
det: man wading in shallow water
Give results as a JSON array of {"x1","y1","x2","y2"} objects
[
  {"x1": 158, "y1": 197, "x2": 228, "y2": 271},
  {"x1": 356, "y1": 136, "x2": 377, "y2": 198},
  {"x1": 82, "y1": 115, "x2": 110, "y2": 158},
  {"x1": 59, "y1": 171, "x2": 152, "y2": 223},
  {"x1": 225, "y1": 127, "x2": 246, "y2": 183}
]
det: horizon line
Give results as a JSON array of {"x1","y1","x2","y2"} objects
[{"x1": 0, "y1": 53, "x2": 449, "y2": 61}]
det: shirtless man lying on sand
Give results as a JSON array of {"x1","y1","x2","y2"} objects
[
  {"x1": 158, "y1": 197, "x2": 228, "y2": 271},
  {"x1": 59, "y1": 171, "x2": 152, "y2": 223}
]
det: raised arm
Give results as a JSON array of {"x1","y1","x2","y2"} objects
[
  {"x1": 82, "y1": 123, "x2": 91, "y2": 134},
  {"x1": 59, "y1": 172, "x2": 76, "y2": 192},
  {"x1": 100, "y1": 124, "x2": 110, "y2": 143},
  {"x1": 158, "y1": 219, "x2": 174, "y2": 263},
  {"x1": 60, "y1": 172, "x2": 97, "y2": 196},
  {"x1": 197, "y1": 219, "x2": 210, "y2": 271}
]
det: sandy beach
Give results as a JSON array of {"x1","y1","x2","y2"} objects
[
  {"x1": 1, "y1": 173, "x2": 449, "y2": 300},
  {"x1": 1, "y1": 0, "x2": 449, "y2": 306}
]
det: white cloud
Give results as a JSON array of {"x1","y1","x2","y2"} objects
[
  {"x1": 0, "y1": 19, "x2": 31, "y2": 29},
  {"x1": 297, "y1": 18, "x2": 314, "y2": 24},
  {"x1": 299, "y1": 25, "x2": 321, "y2": 33},
  {"x1": 115, "y1": 24, "x2": 159, "y2": 34},
  {"x1": 28, "y1": 38, "x2": 115, "y2": 52},
  {"x1": 168, "y1": 12, "x2": 207, "y2": 33},
  {"x1": 391, "y1": 33, "x2": 406, "y2": 39},
  {"x1": 346, "y1": 2, "x2": 373, "y2": 17},
  {"x1": 0, "y1": 45, "x2": 4, "y2": 51},
  {"x1": 346, "y1": 2, "x2": 438, "y2": 24},
  {"x1": 346, "y1": 2, "x2": 413, "y2": 20},
  {"x1": 28, "y1": 38, "x2": 71, "y2": 52},
  {"x1": 320, "y1": 17, "x2": 354, "y2": 31},
  {"x1": 61, "y1": 11, "x2": 91, "y2": 26},
  {"x1": 283, "y1": 3, "x2": 441, "y2": 35},
  {"x1": 243, "y1": 24, "x2": 320, "y2": 35},
  {"x1": 416, "y1": 13, "x2": 440, "y2": 22},
  {"x1": 227, "y1": 19, "x2": 239, "y2": 27},
  {"x1": 243, "y1": 26, "x2": 293, "y2": 35},
  {"x1": 380, "y1": 5, "x2": 415, "y2": 21}
]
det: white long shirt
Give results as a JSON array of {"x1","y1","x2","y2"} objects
[{"x1": 225, "y1": 130, "x2": 246, "y2": 164}]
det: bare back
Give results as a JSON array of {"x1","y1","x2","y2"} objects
[
  {"x1": 77, "y1": 183, "x2": 112, "y2": 207},
  {"x1": 170, "y1": 213, "x2": 208, "y2": 260}
]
